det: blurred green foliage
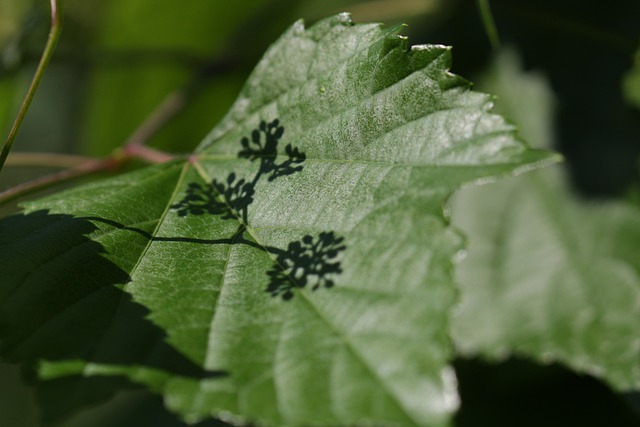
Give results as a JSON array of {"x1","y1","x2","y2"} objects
[{"x1": 624, "y1": 48, "x2": 640, "y2": 110}]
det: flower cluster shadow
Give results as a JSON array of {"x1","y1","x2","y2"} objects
[{"x1": 170, "y1": 118, "x2": 346, "y2": 300}]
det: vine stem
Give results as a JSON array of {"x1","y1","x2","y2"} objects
[
  {"x1": 476, "y1": 0, "x2": 501, "y2": 50},
  {"x1": 5, "y1": 152, "x2": 96, "y2": 168},
  {"x1": 0, "y1": 0, "x2": 64, "y2": 174},
  {"x1": 0, "y1": 157, "x2": 119, "y2": 204},
  {"x1": 123, "y1": 90, "x2": 187, "y2": 148},
  {"x1": 0, "y1": 146, "x2": 177, "y2": 205},
  {"x1": 0, "y1": 87, "x2": 184, "y2": 205},
  {"x1": 115, "y1": 89, "x2": 187, "y2": 164}
]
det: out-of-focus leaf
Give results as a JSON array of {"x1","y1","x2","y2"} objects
[
  {"x1": 0, "y1": 0, "x2": 31, "y2": 53},
  {"x1": 453, "y1": 168, "x2": 640, "y2": 389},
  {"x1": 472, "y1": 48, "x2": 556, "y2": 150},
  {"x1": 452, "y1": 49, "x2": 640, "y2": 390},
  {"x1": 623, "y1": 48, "x2": 640, "y2": 110},
  {"x1": 0, "y1": 75, "x2": 23, "y2": 137}
]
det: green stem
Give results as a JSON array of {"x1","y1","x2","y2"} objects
[
  {"x1": 476, "y1": 0, "x2": 501, "y2": 50},
  {"x1": 0, "y1": 0, "x2": 64, "y2": 175}
]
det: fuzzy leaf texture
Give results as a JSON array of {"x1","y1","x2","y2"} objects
[
  {"x1": 451, "y1": 50, "x2": 640, "y2": 390},
  {"x1": 0, "y1": 14, "x2": 556, "y2": 427}
]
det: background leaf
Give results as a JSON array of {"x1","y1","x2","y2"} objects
[
  {"x1": 451, "y1": 49, "x2": 640, "y2": 390},
  {"x1": 0, "y1": 14, "x2": 556, "y2": 427},
  {"x1": 623, "y1": 48, "x2": 640, "y2": 111}
]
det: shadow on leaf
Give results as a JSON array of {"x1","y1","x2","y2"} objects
[
  {"x1": 238, "y1": 118, "x2": 306, "y2": 181},
  {"x1": 171, "y1": 118, "x2": 305, "y2": 225},
  {"x1": 0, "y1": 210, "x2": 227, "y2": 423},
  {"x1": 169, "y1": 118, "x2": 346, "y2": 301},
  {"x1": 266, "y1": 232, "x2": 346, "y2": 301}
]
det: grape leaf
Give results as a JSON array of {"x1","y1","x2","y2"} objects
[
  {"x1": 451, "y1": 49, "x2": 640, "y2": 390},
  {"x1": 0, "y1": 14, "x2": 556, "y2": 426}
]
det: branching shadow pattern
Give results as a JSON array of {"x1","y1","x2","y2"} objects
[
  {"x1": 172, "y1": 174, "x2": 255, "y2": 222},
  {"x1": 239, "y1": 118, "x2": 306, "y2": 181},
  {"x1": 266, "y1": 232, "x2": 346, "y2": 301},
  {"x1": 171, "y1": 118, "x2": 346, "y2": 300}
]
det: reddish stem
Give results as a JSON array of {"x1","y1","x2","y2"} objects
[{"x1": 0, "y1": 157, "x2": 121, "y2": 205}]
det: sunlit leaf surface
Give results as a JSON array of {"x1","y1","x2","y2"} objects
[{"x1": 0, "y1": 15, "x2": 555, "y2": 426}]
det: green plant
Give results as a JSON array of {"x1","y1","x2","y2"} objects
[{"x1": 1, "y1": 1, "x2": 639, "y2": 426}]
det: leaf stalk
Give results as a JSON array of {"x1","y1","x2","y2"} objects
[
  {"x1": 0, "y1": 157, "x2": 118, "y2": 205},
  {"x1": 5, "y1": 152, "x2": 96, "y2": 168}
]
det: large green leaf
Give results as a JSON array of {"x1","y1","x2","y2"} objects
[
  {"x1": 0, "y1": 14, "x2": 556, "y2": 426},
  {"x1": 451, "y1": 49, "x2": 640, "y2": 390}
]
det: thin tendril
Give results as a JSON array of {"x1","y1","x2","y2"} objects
[
  {"x1": 477, "y1": 0, "x2": 501, "y2": 50},
  {"x1": 0, "y1": 0, "x2": 64, "y2": 175}
]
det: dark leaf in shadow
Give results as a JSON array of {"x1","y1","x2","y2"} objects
[
  {"x1": 43, "y1": 389, "x2": 236, "y2": 427},
  {"x1": 0, "y1": 210, "x2": 226, "y2": 423}
]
